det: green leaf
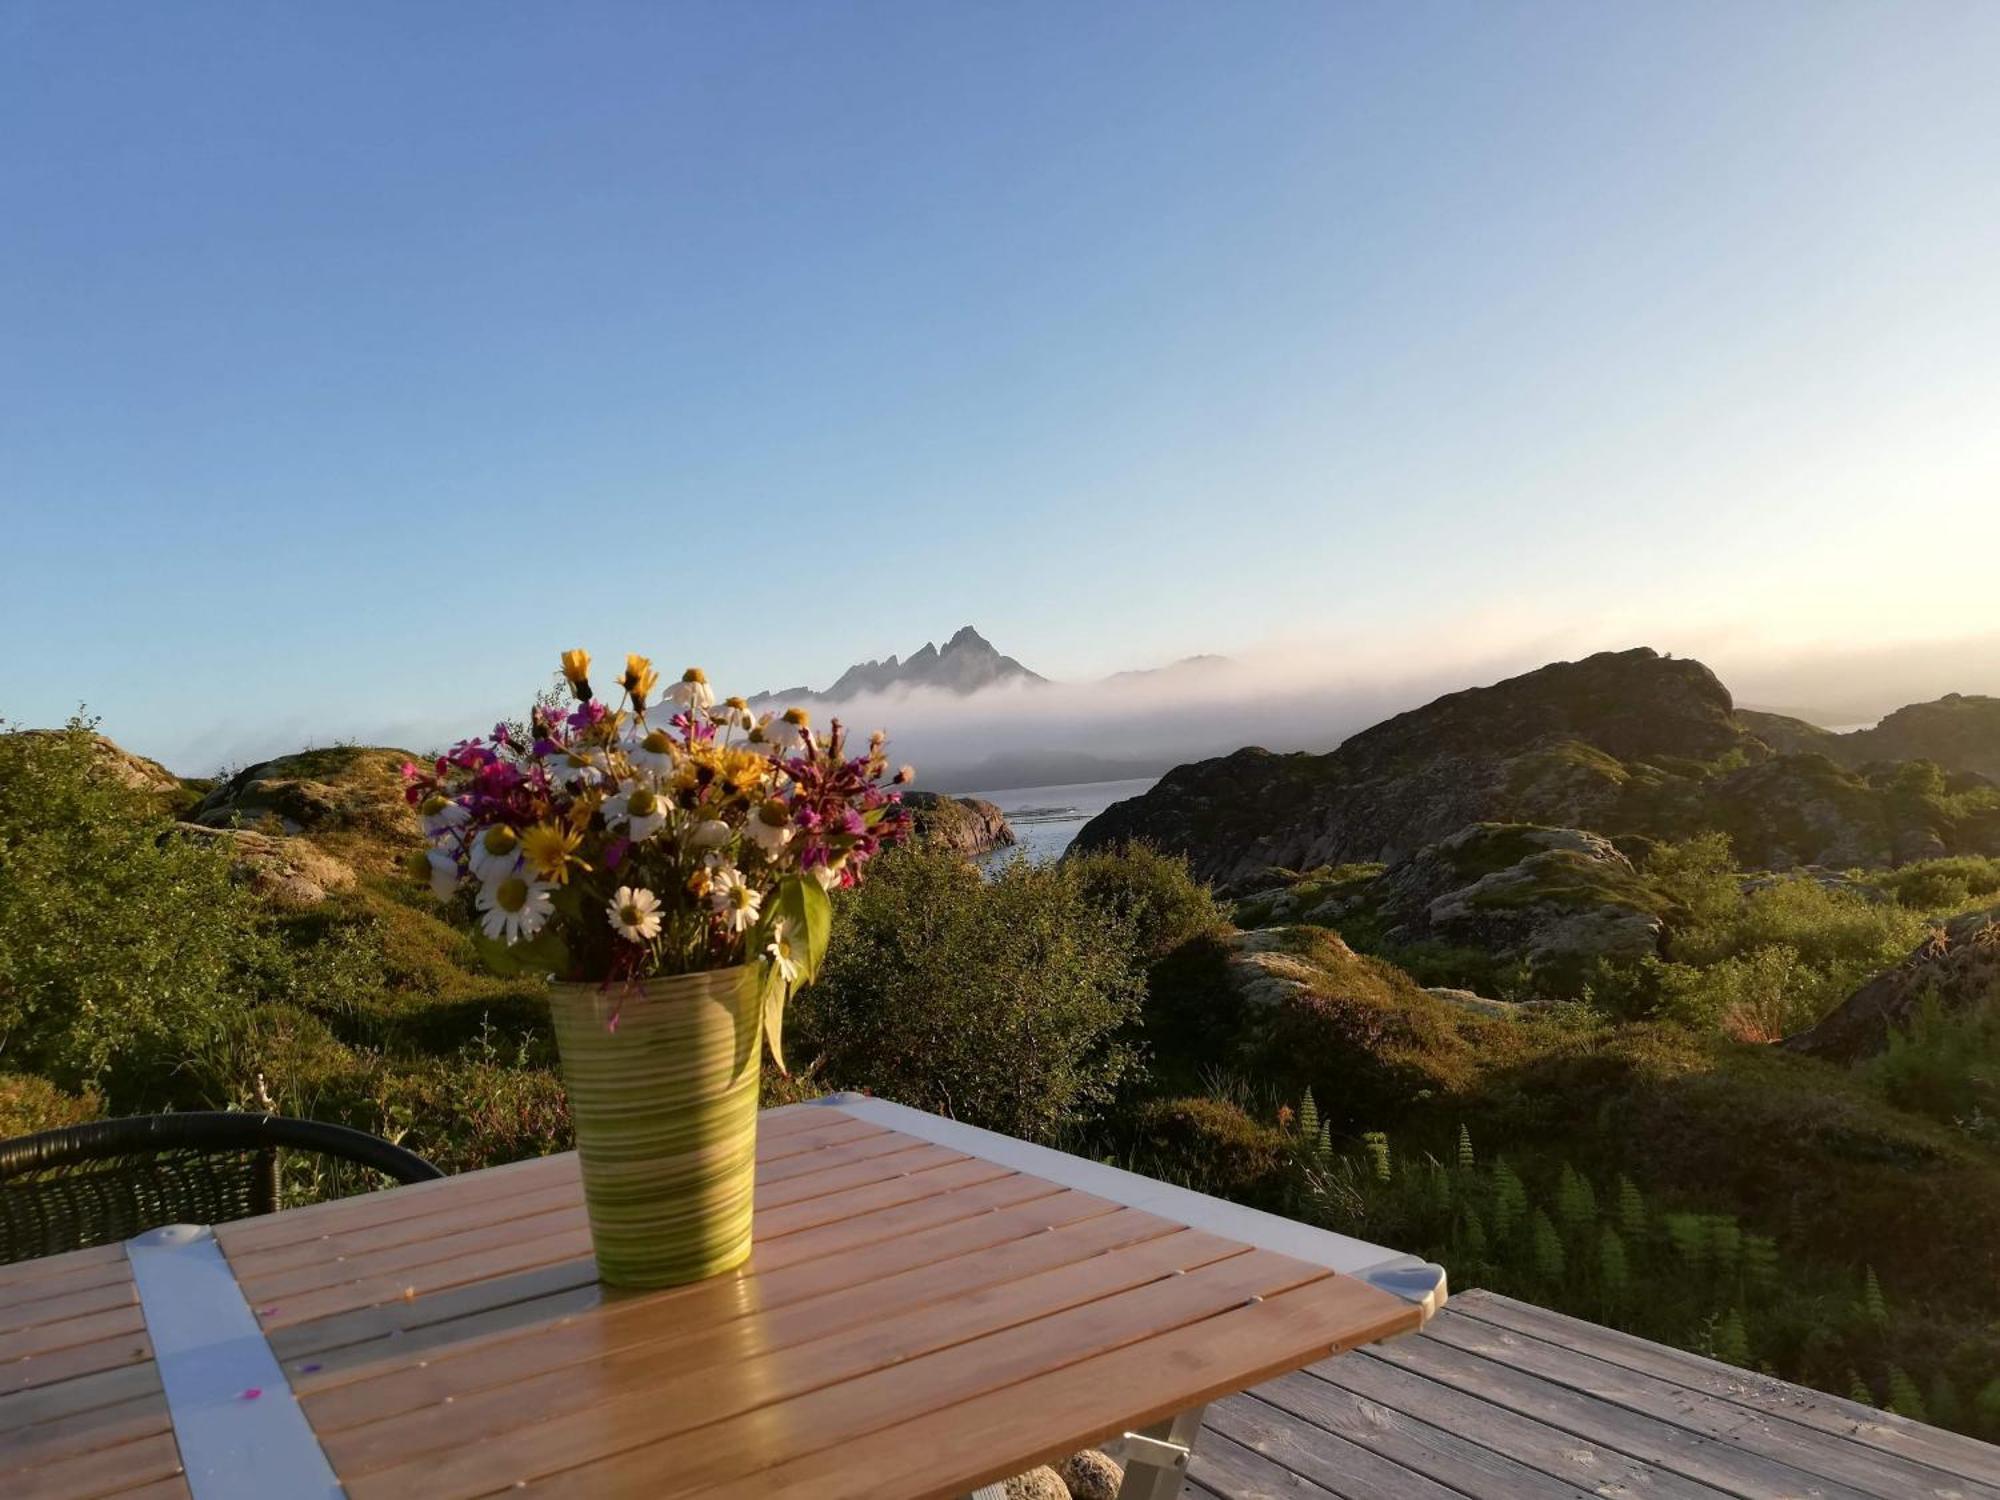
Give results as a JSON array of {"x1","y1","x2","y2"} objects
[
  {"x1": 759, "y1": 962, "x2": 789, "y2": 1075},
  {"x1": 471, "y1": 926, "x2": 569, "y2": 979},
  {"x1": 797, "y1": 876, "x2": 833, "y2": 979}
]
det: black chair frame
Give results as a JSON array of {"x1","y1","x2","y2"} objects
[{"x1": 0, "y1": 1111, "x2": 445, "y2": 1264}]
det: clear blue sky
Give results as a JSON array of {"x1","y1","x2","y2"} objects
[{"x1": 4, "y1": 3, "x2": 1997, "y2": 769}]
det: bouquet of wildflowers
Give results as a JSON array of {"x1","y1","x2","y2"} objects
[{"x1": 400, "y1": 650, "x2": 911, "y2": 1066}]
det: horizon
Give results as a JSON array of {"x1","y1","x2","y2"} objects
[{"x1": 5, "y1": 5, "x2": 1998, "y2": 771}]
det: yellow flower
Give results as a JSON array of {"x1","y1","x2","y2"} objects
[
  {"x1": 560, "y1": 649, "x2": 593, "y2": 699},
  {"x1": 520, "y1": 822, "x2": 588, "y2": 884},
  {"x1": 621, "y1": 654, "x2": 660, "y2": 706}
]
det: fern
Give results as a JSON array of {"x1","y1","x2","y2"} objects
[
  {"x1": 1556, "y1": 1164, "x2": 1597, "y2": 1237},
  {"x1": 1887, "y1": 1366, "x2": 1928, "y2": 1422},
  {"x1": 1362, "y1": 1130, "x2": 1392, "y2": 1183},
  {"x1": 1456, "y1": 1124, "x2": 1475, "y2": 1172},
  {"x1": 1616, "y1": 1175, "x2": 1647, "y2": 1239},
  {"x1": 1298, "y1": 1089, "x2": 1320, "y2": 1145},
  {"x1": 1713, "y1": 1307, "x2": 1750, "y2": 1367},
  {"x1": 1530, "y1": 1208, "x2": 1566, "y2": 1283},
  {"x1": 1492, "y1": 1158, "x2": 1527, "y2": 1241},
  {"x1": 1863, "y1": 1266, "x2": 1889, "y2": 1327},
  {"x1": 1598, "y1": 1226, "x2": 1629, "y2": 1304},
  {"x1": 1848, "y1": 1370, "x2": 1876, "y2": 1407}
]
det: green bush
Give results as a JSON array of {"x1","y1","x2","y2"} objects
[
  {"x1": 1122, "y1": 1095, "x2": 1287, "y2": 1203},
  {"x1": 0, "y1": 1072, "x2": 102, "y2": 1137},
  {"x1": 1868, "y1": 857, "x2": 2000, "y2": 914},
  {"x1": 1065, "y1": 843, "x2": 1230, "y2": 963},
  {"x1": 1861, "y1": 990, "x2": 2000, "y2": 1141},
  {"x1": 790, "y1": 844, "x2": 1145, "y2": 1142},
  {"x1": 0, "y1": 718, "x2": 269, "y2": 1096}
]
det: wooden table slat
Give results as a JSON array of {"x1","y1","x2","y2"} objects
[
  {"x1": 313, "y1": 1204, "x2": 1187, "y2": 1453},
  {"x1": 653, "y1": 1271, "x2": 1415, "y2": 1500},
  {"x1": 0, "y1": 1390, "x2": 174, "y2": 1476},
  {"x1": 0, "y1": 1103, "x2": 1429, "y2": 1500},
  {"x1": 7, "y1": 1427, "x2": 185, "y2": 1500},
  {"x1": 301, "y1": 1187, "x2": 1139, "y2": 1422},
  {"x1": 0, "y1": 1276, "x2": 138, "y2": 1338}
]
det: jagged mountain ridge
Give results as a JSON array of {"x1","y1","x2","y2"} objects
[
  {"x1": 751, "y1": 626, "x2": 1044, "y2": 705},
  {"x1": 1071, "y1": 647, "x2": 2000, "y2": 880}
]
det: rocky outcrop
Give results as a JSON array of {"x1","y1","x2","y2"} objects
[
  {"x1": 175, "y1": 823, "x2": 357, "y2": 908},
  {"x1": 1074, "y1": 649, "x2": 2000, "y2": 882},
  {"x1": 1783, "y1": 905, "x2": 2000, "y2": 1064},
  {"x1": 901, "y1": 791, "x2": 1017, "y2": 858},
  {"x1": 8, "y1": 731, "x2": 183, "y2": 798},
  {"x1": 1747, "y1": 697, "x2": 2000, "y2": 784},
  {"x1": 192, "y1": 747, "x2": 419, "y2": 867}
]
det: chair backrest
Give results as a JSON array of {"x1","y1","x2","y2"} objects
[{"x1": 0, "y1": 1112, "x2": 445, "y2": 1264}]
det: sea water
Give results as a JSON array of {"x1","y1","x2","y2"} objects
[{"x1": 948, "y1": 776, "x2": 1160, "y2": 865}]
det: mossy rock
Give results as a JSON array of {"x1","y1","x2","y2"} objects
[{"x1": 192, "y1": 747, "x2": 420, "y2": 867}]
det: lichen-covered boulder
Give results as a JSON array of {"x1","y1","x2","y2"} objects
[
  {"x1": 175, "y1": 823, "x2": 357, "y2": 908},
  {"x1": 1367, "y1": 823, "x2": 1664, "y2": 984},
  {"x1": 1000, "y1": 1467, "x2": 1071, "y2": 1500},
  {"x1": 901, "y1": 791, "x2": 1017, "y2": 858},
  {"x1": 1056, "y1": 1451, "x2": 1123, "y2": 1500},
  {"x1": 191, "y1": 747, "x2": 419, "y2": 865}
]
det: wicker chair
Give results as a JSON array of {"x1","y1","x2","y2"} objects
[{"x1": 0, "y1": 1112, "x2": 445, "y2": 1265}]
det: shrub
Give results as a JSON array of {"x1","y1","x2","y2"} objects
[
  {"x1": 1123, "y1": 1096, "x2": 1286, "y2": 1203},
  {"x1": 0, "y1": 718, "x2": 268, "y2": 1096},
  {"x1": 790, "y1": 844, "x2": 1145, "y2": 1142},
  {"x1": 1861, "y1": 989, "x2": 2000, "y2": 1138},
  {"x1": 0, "y1": 1072, "x2": 102, "y2": 1137},
  {"x1": 1065, "y1": 843, "x2": 1230, "y2": 963}
]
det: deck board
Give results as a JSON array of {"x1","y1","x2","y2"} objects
[{"x1": 1202, "y1": 1289, "x2": 2000, "y2": 1500}]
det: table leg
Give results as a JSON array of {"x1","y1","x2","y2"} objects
[{"x1": 1116, "y1": 1403, "x2": 1206, "y2": 1500}]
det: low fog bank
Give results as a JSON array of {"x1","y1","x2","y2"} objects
[{"x1": 141, "y1": 628, "x2": 2000, "y2": 785}]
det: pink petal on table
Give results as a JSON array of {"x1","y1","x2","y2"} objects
[{"x1": 240, "y1": 1387, "x2": 262, "y2": 1401}]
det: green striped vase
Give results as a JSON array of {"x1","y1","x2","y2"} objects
[{"x1": 547, "y1": 966, "x2": 760, "y2": 1288}]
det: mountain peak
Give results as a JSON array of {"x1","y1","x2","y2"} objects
[{"x1": 751, "y1": 628, "x2": 1044, "y2": 705}]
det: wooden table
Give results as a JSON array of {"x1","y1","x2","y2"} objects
[{"x1": 1, "y1": 1095, "x2": 1444, "y2": 1500}]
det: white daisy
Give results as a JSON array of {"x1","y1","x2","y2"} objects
[
  {"x1": 687, "y1": 817, "x2": 732, "y2": 850},
  {"x1": 669, "y1": 668, "x2": 715, "y2": 714},
  {"x1": 707, "y1": 864, "x2": 763, "y2": 933},
  {"x1": 477, "y1": 872, "x2": 555, "y2": 944},
  {"x1": 765, "y1": 917, "x2": 802, "y2": 987},
  {"x1": 419, "y1": 795, "x2": 470, "y2": 837},
  {"x1": 628, "y1": 726, "x2": 677, "y2": 777},
  {"x1": 555, "y1": 748, "x2": 605, "y2": 788},
  {"x1": 605, "y1": 886, "x2": 663, "y2": 944},
  {"x1": 408, "y1": 848, "x2": 460, "y2": 902},
  {"x1": 746, "y1": 798, "x2": 793, "y2": 855},
  {"x1": 766, "y1": 708, "x2": 811, "y2": 753},
  {"x1": 469, "y1": 825, "x2": 523, "y2": 884},
  {"x1": 809, "y1": 859, "x2": 844, "y2": 891},
  {"x1": 710, "y1": 696, "x2": 756, "y2": 732},
  {"x1": 602, "y1": 782, "x2": 670, "y2": 841}
]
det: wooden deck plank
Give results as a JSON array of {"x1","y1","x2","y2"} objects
[
  {"x1": 1314, "y1": 1346, "x2": 1733, "y2": 1498},
  {"x1": 1372, "y1": 1330, "x2": 1887, "y2": 1500},
  {"x1": 337, "y1": 1231, "x2": 1269, "y2": 1497},
  {"x1": 1452, "y1": 1290, "x2": 2000, "y2": 1489},
  {"x1": 0, "y1": 1253, "x2": 133, "y2": 1311},
  {"x1": 1200, "y1": 1392, "x2": 1470, "y2": 1500},
  {"x1": 1420, "y1": 1303, "x2": 2000, "y2": 1500},
  {"x1": 1253, "y1": 1368, "x2": 1601, "y2": 1500},
  {"x1": 1187, "y1": 1426, "x2": 1346, "y2": 1499}
]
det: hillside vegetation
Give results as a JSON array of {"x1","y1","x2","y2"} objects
[{"x1": 6, "y1": 647, "x2": 2000, "y2": 1439}]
